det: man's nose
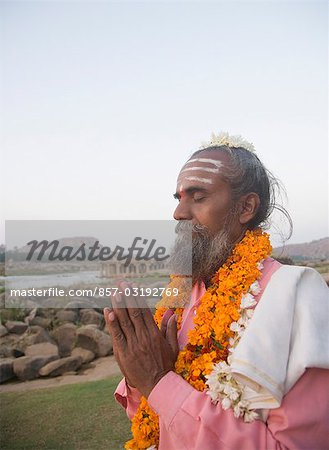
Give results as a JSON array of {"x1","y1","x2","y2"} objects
[{"x1": 173, "y1": 200, "x2": 193, "y2": 221}]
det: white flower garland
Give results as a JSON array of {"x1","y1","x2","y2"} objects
[
  {"x1": 205, "y1": 265, "x2": 263, "y2": 423},
  {"x1": 200, "y1": 131, "x2": 256, "y2": 153}
]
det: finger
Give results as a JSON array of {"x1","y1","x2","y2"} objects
[
  {"x1": 103, "y1": 307, "x2": 111, "y2": 327},
  {"x1": 134, "y1": 294, "x2": 159, "y2": 335},
  {"x1": 104, "y1": 308, "x2": 121, "y2": 360},
  {"x1": 120, "y1": 282, "x2": 144, "y2": 320},
  {"x1": 120, "y1": 282, "x2": 147, "y2": 339},
  {"x1": 166, "y1": 314, "x2": 179, "y2": 356},
  {"x1": 112, "y1": 292, "x2": 136, "y2": 339},
  {"x1": 104, "y1": 310, "x2": 127, "y2": 350},
  {"x1": 160, "y1": 309, "x2": 174, "y2": 337},
  {"x1": 103, "y1": 307, "x2": 112, "y2": 317}
]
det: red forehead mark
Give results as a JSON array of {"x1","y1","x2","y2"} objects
[
  {"x1": 176, "y1": 185, "x2": 208, "y2": 200},
  {"x1": 179, "y1": 186, "x2": 186, "y2": 199}
]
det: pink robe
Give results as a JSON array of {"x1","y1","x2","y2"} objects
[{"x1": 114, "y1": 258, "x2": 329, "y2": 449}]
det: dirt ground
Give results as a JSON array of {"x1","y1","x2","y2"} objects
[{"x1": 0, "y1": 355, "x2": 122, "y2": 393}]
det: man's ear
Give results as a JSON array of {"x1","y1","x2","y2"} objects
[{"x1": 238, "y1": 193, "x2": 260, "y2": 225}]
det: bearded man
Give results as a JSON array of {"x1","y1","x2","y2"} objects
[{"x1": 104, "y1": 133, "x2": 329, "y2": 450}]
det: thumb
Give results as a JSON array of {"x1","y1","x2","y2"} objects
[
  {"x1": 166, "y1": 314, "x2": 179, "y2": 358},
  {"x1": 160, "y1": 309, "x2": 174, "y2": 337}
]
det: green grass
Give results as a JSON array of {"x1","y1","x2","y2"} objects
[
  {"x1": 0, "y1": 308, "x2": 27, "y2": 323},
  {"x1": 0, "y1": 376, "x2": 132, "y2": 450}
]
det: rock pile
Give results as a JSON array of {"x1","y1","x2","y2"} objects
[{"x1": 0, "y1": 301, "x2": 113, "y2": 383}]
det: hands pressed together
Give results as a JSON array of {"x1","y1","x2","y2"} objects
[{"x1": 103, "y1": 282, "x2": 179, "y2": 398}]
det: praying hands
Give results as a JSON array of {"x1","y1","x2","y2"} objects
[{"x1": 104, "y1": 282, "x2": 179, "y2": 398}]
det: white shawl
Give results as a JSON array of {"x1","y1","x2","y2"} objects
[{"x1": 230, "y1": 266, "x2": 329, "y2": 412}]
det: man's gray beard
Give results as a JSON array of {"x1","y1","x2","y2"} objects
[{"x1": 168, "y1": 220, "x2": 235, "y2": 287}]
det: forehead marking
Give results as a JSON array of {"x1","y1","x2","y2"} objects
[
  {"x1": 186, "y1": 158, "x2": 223, "y2": 169},
  {"x1": 181, "y1": 166, "x2": 219, "y2": 174},
  {"x1": 178, "y1": 184, "x2": 186, "y2": 198},
  {"x1": 185, "y1": 176, "x2": 213, "y2": 185}
]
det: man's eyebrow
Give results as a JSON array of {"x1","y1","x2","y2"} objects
[{"x1": 173, "y1": 186, "x2": 209, "y2": 199}]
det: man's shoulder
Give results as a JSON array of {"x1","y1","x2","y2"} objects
[
  {"x1": 264, "y1": 263, "x2": 328, "y2": 305},
  {"x1": 272, "y1": 263, "x2": 327, "y2": 284}
]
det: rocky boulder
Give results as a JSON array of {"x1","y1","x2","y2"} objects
[
  {"x1": 25, "y1": 342, "x2": 59, "y2": 358},
  {"x1": 0, "y1": 324, "x2": 8, "y2": 337},
  {"x1": 80, "y1": 309, "x2": 104, "y2": 327},
  {"x1": 39, "y1": 355, "x2": 82, "y2": 377},
  {"x1": 71, "y1": 347, "x2": 95, "y2": 364},
  {"x1": 17, "y1": 325, "x2": 54, "y2": 350},
  {"x1": 5, "y1": 321, "x2": 28, "y2": 335},
  {"x1": 55, "y1": 310, "x2": 78, "y2": 324},
  {"x1": 76, "y1": 326, "x2": 112, "y2": 357},
  {"x1": 13, "y1": 354, "x2": 58, "y2": 381},
  {"x1": 0, "y1": 333, "x2": 23, "y2": 358},
  {"x1": 28, "y1": 316, "x2": 52, "y2": 329},
  {"x1": 50, "y1": 323, "x2": 77, "y2": 357},
  {"x1": 0, "y1": 325, "x2": 54, "y2": 358},
  {"x1": 102, "y1": 324, "x2": 110, "y2": 335},
  {"x1": 0, "y1": 358, "x2": 15, "y2": 383},
  {"x1": 33, "y1": 308, "x2": 54, "y2": 319}
]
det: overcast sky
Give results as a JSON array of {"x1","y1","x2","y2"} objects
[{"x1": 1, "y1": 0, "x2": 328, "y2": 247}]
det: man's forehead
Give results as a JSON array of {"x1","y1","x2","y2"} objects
[
  {"x1": 177, "y1": 151, "x2": 228, "y2": 189},
  {"x1": 180, "y1": 151, "x2": 228, "y2": 171}
]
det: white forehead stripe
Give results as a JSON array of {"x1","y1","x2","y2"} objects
[
  {"x1": 181, "y1": 166, "x2": 219, "y2": 174},
  {"x1": 185, "y1": 176, "x2": 213, "y2": 184},
  {"x1": 186, "y1": 158, "x2": 223, "y2": 169}
]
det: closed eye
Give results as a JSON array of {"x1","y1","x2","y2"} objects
[{"x1": 193, "y1": 196, "x2": 206, "y2": 203}]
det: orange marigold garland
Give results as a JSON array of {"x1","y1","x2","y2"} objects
[{"x1": 125, "y1": 229, "x2": 272, "y2": 450}]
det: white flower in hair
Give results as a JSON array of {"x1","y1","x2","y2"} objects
[{"x1": 200, "y1": 131, "x2": 256, "y2": 153}]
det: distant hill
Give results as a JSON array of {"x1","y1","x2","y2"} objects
[{"x1": 273, "y1": 237, "x2": 329, "y2": 261}]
